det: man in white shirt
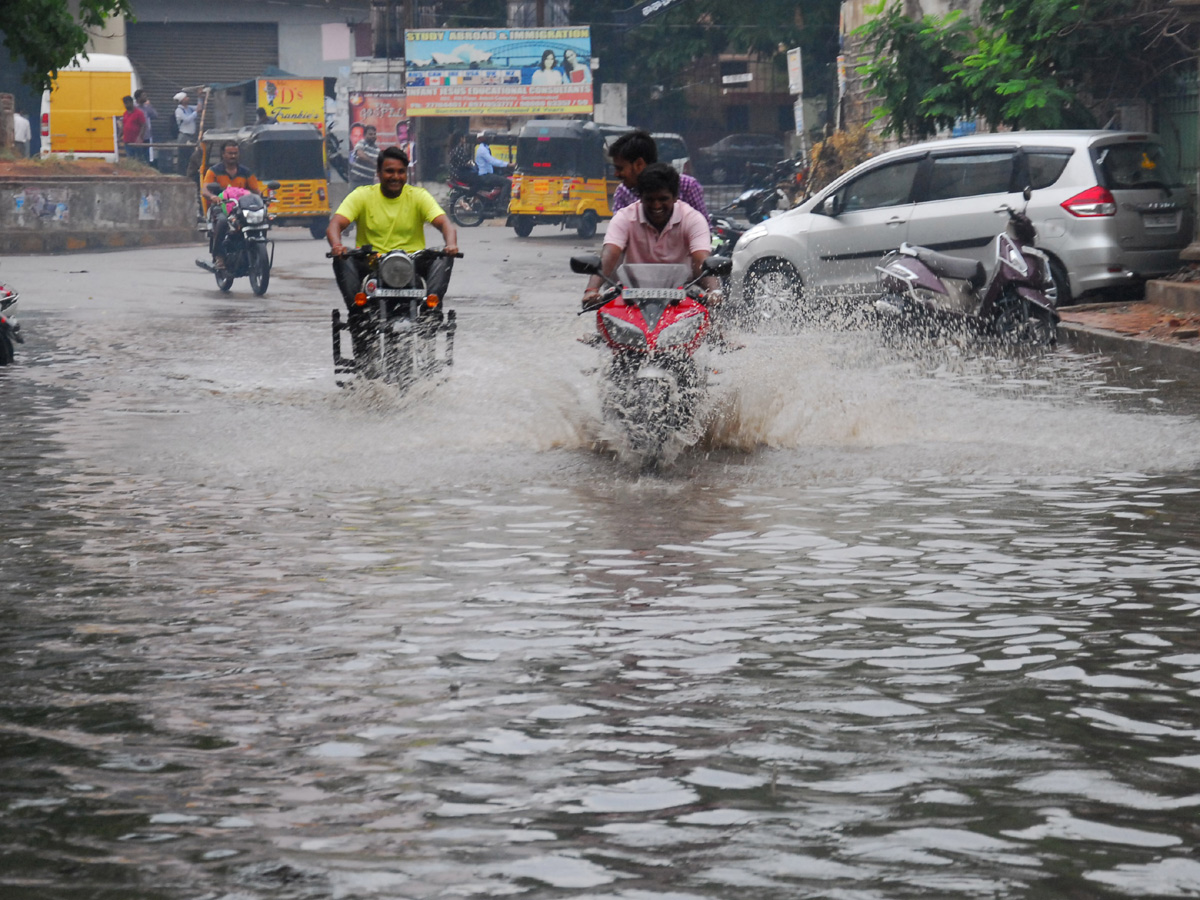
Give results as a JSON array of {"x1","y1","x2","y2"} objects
[
  {"x1": 174, "y1": 92, "x2": 200, "y2": 175},
  {"x1": 12, "y1": 109, "x2": 31, "y2": 157}
]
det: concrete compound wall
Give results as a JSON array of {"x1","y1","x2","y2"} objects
[{"x1": 0, "y1": 178, "x2": 202, "y2": 254}]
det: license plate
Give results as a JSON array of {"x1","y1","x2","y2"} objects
[
  {"x1": 533, "y1": 182, "x2": 550, "y2": 193},
  {"x1": 370, "y1": 288, "x2": 424, "y2": 298},
  {"x1": 623, "y1": 288, "x2": 685, "y2": 300},
  {"x1": 1144, "y1": 212, "x2": 1179, "y2": 229}
]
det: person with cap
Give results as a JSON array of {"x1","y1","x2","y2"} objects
[
  {"x1": 473, "y1": 132, "x2": 511, "y2": 199},
  {"x1": 174, "y1": 91, "x2": 200, "y2": 175}
]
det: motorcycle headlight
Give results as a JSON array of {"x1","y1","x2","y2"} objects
[
  {"x1": 655, "y1": 311, "x2": 705, "y2": 349},
  {"x1": 378, "y1": 252, "x2": 415, "y2": 288},
  {"x1": 600, "y1": 312, "x2": 648, "y2": 350},
  {"x1": 242, "y1": 208, "x2": 266, "y2": 225}
]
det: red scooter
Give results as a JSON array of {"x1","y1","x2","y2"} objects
[{"x1": 572, "y1": 253, "x2": 731, "y2": 463}]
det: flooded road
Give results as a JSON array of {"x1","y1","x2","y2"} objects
[{"x1": 3, "y1": 229, "x2": 1200, "y2": 899}]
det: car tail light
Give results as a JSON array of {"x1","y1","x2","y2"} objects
[{"x1": 1061, "y1": 186, "x2": 1117, "y2": 217}]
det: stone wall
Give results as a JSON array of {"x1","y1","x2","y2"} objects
[{"x1": 0, "y1": 177, "x2": 202, "y2": 254}]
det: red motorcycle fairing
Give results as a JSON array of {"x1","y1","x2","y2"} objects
[{"x1": 596, "y1": 294, "x2": 710, "y2": 353}]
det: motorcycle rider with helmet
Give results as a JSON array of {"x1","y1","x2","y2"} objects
[{"x1": 325, "y1": 145, "x2": 459, "y2": 345}]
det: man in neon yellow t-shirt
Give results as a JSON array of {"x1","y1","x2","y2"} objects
[{"x1": 326, "y1": 145, "x2": 459, "y2": 310}]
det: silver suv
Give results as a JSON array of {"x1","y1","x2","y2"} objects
[{"x1": 729, "y1": 130, "x2": 1193, "y2": 309}]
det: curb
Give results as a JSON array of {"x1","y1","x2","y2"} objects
[
  {"x1": 1058, "y1": 320, "x2": 1200, "y2": 371},
  {"x1": 2, "y1": 229, "x2": 204, "y2": 254}
]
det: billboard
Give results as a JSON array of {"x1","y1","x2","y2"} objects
[
  {"x1": 405, "y1": 27, "x2": 592, "y2": 117},
  {"x1": 347, "y1": 92, "x2": 412, "y2": 162},
  {"x1": 257, "y1": 78, "x2": 325, "y2": 132}
]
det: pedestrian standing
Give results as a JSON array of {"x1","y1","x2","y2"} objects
[
  {"x1": 349, "y1": 125, "x2": 380, "y2": 186},
  {"x1": 174, "y1": 91, "x2": 200, "y2": 175},
  {"x1": 120, "y1": 95, "x2": 148, "y2": 163},
  {"x1": 135, "y1": 89, "x2": 158, "y2": 169},
  {"x1": 12, "y1": 108, "x2": 31, "y2": 157}
]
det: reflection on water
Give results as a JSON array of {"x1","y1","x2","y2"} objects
[{"x1": 4, "y1": 308, "x2": 1200, "y2": 899}]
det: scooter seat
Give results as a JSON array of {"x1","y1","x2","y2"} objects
[{"x1": 904, "y1": 245, "x2": 987, "y2": 290}]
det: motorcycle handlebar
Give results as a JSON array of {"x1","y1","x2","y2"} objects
[{"x1": 325, "y1": 247, "x2": 465, "y2": 260}]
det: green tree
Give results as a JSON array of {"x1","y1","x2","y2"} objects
[
  {"x1": 855, "y1": 0, "x2": 1194, "y2": 137},
  {"x1": 2, "y1": 0, "x2": 136, "y2": 92}
]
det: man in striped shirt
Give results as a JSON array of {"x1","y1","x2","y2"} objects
[{"x1": 609, "y1": 130, "x2": 708, "y2": 221}]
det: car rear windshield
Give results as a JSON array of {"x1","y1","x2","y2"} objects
[{"x1": 1095, "y1": 141, "x2": 1183, "y2": 190}]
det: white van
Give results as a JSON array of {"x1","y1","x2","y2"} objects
[{"x1": 40, "y1": 53, "x2": 140, "y2": 161}]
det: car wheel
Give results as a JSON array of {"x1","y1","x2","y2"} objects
[
  {"x1": 737, "y1": 259, "x2": 804, "y2": 330},
  {"x1": 1048, "y1": 258, "x2": 1073, "y2": 307},
  {"x1": 711, "y1": 163, "x2": 730, "y2": 184}
]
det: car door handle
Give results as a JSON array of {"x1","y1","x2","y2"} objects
[{"x1": 886, "y1": 217, "x2": 906, "y2": 226}]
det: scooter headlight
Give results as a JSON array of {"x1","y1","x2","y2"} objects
[
  {"x1": 655, "y1": 311, "x2": 705, "y2": 349},
  {"x1": 378, "y1": 252, "x2": 415, "y2": 288},
  {"x1": 600, "y1": 313, "x2": 648, "y2": 350}
]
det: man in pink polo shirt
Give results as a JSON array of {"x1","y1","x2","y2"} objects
[{"x1": 580, "y1": 163, "x2": 719, "y2": 306}]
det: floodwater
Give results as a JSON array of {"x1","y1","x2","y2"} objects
[{"x1": 3, "y1": 235, "x2": 1200, "y2": 899}]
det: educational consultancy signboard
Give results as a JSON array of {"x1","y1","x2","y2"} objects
[{"x1": 404, "y1": 27, "x2": 592, "y2": 117}]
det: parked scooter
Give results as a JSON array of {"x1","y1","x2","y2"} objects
[
  {"x1": 0, "y1": 281, "x2": 23, "y2": 366},
  {"x1": 195, "y1": 181, "x2": 281, "y2": 296},
  {"x1": 330, "y1": 245, "x2": 461, "y2": 389},
  {"x1": 445, "y1": 173, "x2": 511, "y2": 227},
  {"x1": 572, "y1": 254, "x2": 732, "y2": 465},
  {"x1": 874, "y1": 189, "x2": 1059, "y2": 346}
]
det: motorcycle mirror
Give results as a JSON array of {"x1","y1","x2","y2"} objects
[
  {"x1": 703, "y1": 255, "x2": 733, "y2": 277},
  {"x1": 1022, "y1": 185, "x2": 1032, "y2": 201},
  {"x1": 267, "y1": 181, "x2": 282, "y2": 191},
  {"x1": 570, "y1": 254, "x2": 602, "y2": 276}
]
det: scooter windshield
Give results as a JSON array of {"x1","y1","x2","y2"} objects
[{"x1": 618, "y1": 263, "x2": 692, "y2": 289}]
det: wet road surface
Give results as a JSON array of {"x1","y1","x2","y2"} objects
[{"x1": 3, "y1": 228, "x2": 1200, "y2": 898}]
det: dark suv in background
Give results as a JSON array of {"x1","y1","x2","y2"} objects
[{"x1": 694, "y1": 133, "x2": 786, "y2": 183}]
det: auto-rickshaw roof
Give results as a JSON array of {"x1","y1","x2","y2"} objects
[
  {"x1": 518, "y1": 119, "x2": 603, "y2": 140},
  {"x1": 206, "y1": 124, "x2": 322, "y2": 143}
]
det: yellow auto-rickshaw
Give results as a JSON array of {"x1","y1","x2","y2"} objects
[
  {"x1": 506, "y1": 119, "x2": 618, "y2": 239},
  {"x1": 200, "y1": 124, "x2": 330, "y2": 238}
]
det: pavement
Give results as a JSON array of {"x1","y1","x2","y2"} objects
[{"x1": 1057, "y1": 279, "x2": 1200, "y2": 371}]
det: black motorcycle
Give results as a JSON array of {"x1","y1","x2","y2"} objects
[
  {"x1": 0, "y1": 281, "x2": 22, "y2": 366},
  {"x1": 195, "y1": 181, "x2": 280, "y2": 296},
  {"x1": 730, "y1": 156, "x2": 808, "y2": 224},
  {"x1": 330, "y1": 245, "x2": 462, "y2": 389},
  {"x1": 445, "y1": 172, "x2": 511, "y2": 227}
]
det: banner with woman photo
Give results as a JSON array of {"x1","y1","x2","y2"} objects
[{"x1": 404, "y1": 27, "x2": 592, "y2": 116}]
